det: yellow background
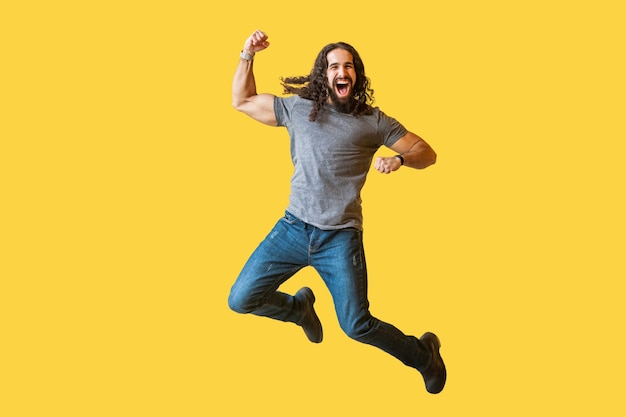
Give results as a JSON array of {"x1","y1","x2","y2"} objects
[{"x1": 2, "y1": 1, "x2": 624, "y2": 415}]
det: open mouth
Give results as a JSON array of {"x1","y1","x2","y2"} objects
[{"x1": 335, "y1": 80, "x2": 351, "y2": 97}]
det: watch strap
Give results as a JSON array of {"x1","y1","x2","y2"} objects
[{"x1": 240, "y1": 50, "x2": 254, "y2": 61}]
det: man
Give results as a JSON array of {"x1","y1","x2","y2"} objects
[{"x1": 229, "y1": 29, "x2": 446, "y2": 394}]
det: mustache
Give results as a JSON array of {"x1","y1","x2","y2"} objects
[{"x1": 333, "y1": 77, "x2": 352, "y2": 85}]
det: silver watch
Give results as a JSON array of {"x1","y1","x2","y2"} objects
[{"x1": 240, "y1": 50, "x2": 254, "y2": 61}]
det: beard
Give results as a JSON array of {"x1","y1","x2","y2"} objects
[{"x1": 327, "y1": 87, "x2": 356, "y2": 113}]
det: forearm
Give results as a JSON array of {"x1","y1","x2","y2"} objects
[
  {"x1": 232, "y1": 57, "x2": 257, "y2": 110},
  {"x1": 375, "y1": 132, "x2": 437, "y2": 174},
  {"x1": 401, "y1": 139, "x2": 437, "y2": 169}
]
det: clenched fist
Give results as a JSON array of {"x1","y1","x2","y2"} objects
[
  {"x1": 243, "y1": 30, "x2": 270, "y2": 56},
  {"x1": 374, "y1": 156, "x2": 402, "y2": 174}
]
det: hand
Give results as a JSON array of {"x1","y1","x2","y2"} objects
[
  {"x1": 243, "y1": 30, "x2": 270, "y2": 55},
  {"x1": 374, "y1": 156, "x2": 402, "y2": 174}
]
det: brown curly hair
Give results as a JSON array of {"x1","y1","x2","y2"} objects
[{"x1": 281, "y1": 42, "x2": 374, "y2": 121}]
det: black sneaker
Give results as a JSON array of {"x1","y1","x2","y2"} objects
[
  {"x1": 295, "y1": 287, "x2": 323, "y2": 343},
  {"x1": 419, "y1": 332, "x2": 447, "y2": 394}
]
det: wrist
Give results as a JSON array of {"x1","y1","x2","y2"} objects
[
  {"x1": 394, "y1": 154, "x2": 405, "y2": 166},
  {"x1": 240, "y1": 50, "x2": 255, "y2": 61}
]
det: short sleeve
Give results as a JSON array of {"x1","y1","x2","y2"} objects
[
  {"x1": 274, "y1": 96, "x2": 297, "y2": 127},
  {"x1": 377, "y1": 110, "x2": 408, "y2": 148}
]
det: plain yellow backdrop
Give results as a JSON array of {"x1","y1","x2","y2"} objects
[{"x1": 2, "y1": 1, "x2": 624, "y2": 416}]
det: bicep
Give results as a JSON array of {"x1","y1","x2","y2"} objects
[
  {"x1": 237, "y1": 93, "x2": 277, "y2": 126},
  {"x1": 389, "y1": 131, "x2": 428, "y2": 153}
]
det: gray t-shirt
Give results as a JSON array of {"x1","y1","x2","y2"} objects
[{"x1": 274, "y1": 95, "x2": 407, "y2": 230}]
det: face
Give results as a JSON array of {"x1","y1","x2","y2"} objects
[{"x1": 326, "y1": 48, "x2": 357, "y2": 105}]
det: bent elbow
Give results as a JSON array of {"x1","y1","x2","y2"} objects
[
  {"x1": 232, "y1": 100, "x2": 244, "y2": 112},
  {"x1": 416, "y1": 150, "x2": 436, "y2": 169},
  {"x1": 232, "y1": 97, "x2": 254, "y2": 114}
]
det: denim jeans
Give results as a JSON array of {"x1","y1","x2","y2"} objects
[{"x1": 228, "y1": 211, "x2": 430, "y2": 371}]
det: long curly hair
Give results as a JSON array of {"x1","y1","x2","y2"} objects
[{"x1": 281, "y1": 42, "x2": 374, "y2": 121}]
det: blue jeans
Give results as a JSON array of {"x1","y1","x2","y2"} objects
[{"x1": 228, "y1": 211, "x2": 430, "y2": 370}]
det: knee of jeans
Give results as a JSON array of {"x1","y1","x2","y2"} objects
[
  {"x1": 228, "y1": 288, "x2": 254, "y2": 314},
  {"x1": 340, "y1": 317, "x2": 374, "y2": 341}
]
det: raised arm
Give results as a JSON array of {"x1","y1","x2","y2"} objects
[
  {"x1": 232, "y1": 30, "x2": 277, "y2": 126},
  {"x1": 374, "y1": 131, "x2": 437, "y2": 173}
]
